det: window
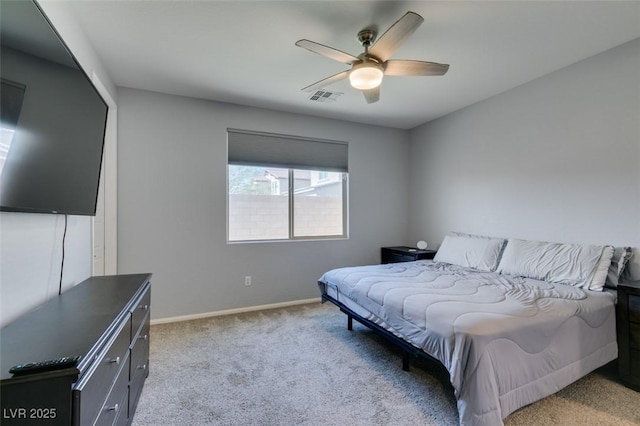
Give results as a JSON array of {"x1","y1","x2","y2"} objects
[
  {"x1": 227, "y1": 129, "x2": 348, "y2": 242},
  {"x1": 293, "y1": 170, "x2": 344, "y2": 237}
]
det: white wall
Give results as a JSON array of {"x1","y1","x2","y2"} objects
[
  {"x1": 0, "y1": 214, "x2": 92, "y2": 325},
  {"x1": 0, "y1": 1, "x2": 116, "y2": 326},
  {"x1": 116, "y1": 88, "x2": 410, "y2": 321},
  {"x1": 409, "y1": 39, "x2": 640, "y2": 278}
]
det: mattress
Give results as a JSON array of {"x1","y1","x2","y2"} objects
[{"x1": 319, "y1": 260, "x2": 617, "y2": 426}]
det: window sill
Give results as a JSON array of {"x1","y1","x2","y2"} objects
[{"x1": 226, "y1": 236, "x2": 348, "y2": 244}]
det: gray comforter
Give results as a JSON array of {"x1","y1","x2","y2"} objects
[{"x1": 319, "y1": 261, "x2": 617, "y2": 425}]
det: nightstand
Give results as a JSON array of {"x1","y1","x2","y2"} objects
[
  {"x1": 616, "y1": 280, "x2": 640, "y2": 391},
  {"x1": 381, "y1": 246, "x2": 437, "y2": 264}
]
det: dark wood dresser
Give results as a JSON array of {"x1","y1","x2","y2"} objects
[
  {"x1": 616, "y1": 280, "x2": 640, "y2": 391},
  {"x1": 381, "y1": 246, "x2": 437, "y2": 264},
  {"x1": 1, "y1": 274, "x2": 151, "y2": 425}
]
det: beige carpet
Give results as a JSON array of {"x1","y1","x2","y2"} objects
[{"x1": 132, "y1": 302, "x2": 639, "y2": 426}]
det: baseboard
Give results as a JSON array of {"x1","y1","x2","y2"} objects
[{"x1": 150, "y1": 297, "x2": 322, "y2": 325}]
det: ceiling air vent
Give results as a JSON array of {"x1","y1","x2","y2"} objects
[{"x1": 308, "y1": 90, "x2": 342, "y2": 103}]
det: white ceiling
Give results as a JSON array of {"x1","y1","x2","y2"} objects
[{"x1": 65, "y1": 1, "x2": 640, "y2": 129}]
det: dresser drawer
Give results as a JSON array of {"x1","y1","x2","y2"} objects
[
  {"x1": 113, "y1": 391, "x2": 130, "y2": 426},
  {"x1": 73, "y1": 315, "x2": 131, "y2": 426},
  {"x1": 129, "y1": 312, "x2": 149, "y2": 418},
  {"x1": 130, "y1": 317, "x2": 150, "y2": 375},
  {"x1": 93, "y1": 352, "x2": 129, "y2": 426},
  {"x1": 130, "y1": 286, "x2": 151, "y2": 341},
  {"x1": 629, "y1": 295, "x2": 640, "y2": 324},
  {"x1": 129, "y1": 358, "x2": 148, "y2": 419},
  {"x1": 113, "y1": 390, "x2": 130, "y2": 426}
]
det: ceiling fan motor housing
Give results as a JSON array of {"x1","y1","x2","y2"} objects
[
  {"x1": 351, "y1": 29, "x2": 384, "y2": 91},
  {"x1": 357, "y1": 29, "x2": 377, "y2": 48}
]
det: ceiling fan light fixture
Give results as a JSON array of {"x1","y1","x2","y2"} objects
[{"x1": 349, "y1": 61, "x2": 384, "y2": 90}]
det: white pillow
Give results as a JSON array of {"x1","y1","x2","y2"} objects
[
  {"x1": 587, "y1": 245, "x2": 614, "y2": 291},
  {"x1": 497, "y1": 239, "x2": 604, "y2": 288},
  {"x1": 434, "y1": 233, "x2": 506, "y2": 271}
]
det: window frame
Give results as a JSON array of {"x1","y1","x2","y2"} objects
[{"x1": 227, "y1": 165, "x2": 348, "y2": 243}]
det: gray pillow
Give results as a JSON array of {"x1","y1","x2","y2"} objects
[
  {"x1": 605, "y1": 247, "x2": 633, "y2": 288},
  {"x1": 434, "y1": 233, "x2": 506, "y2": 272},
  {"x1": 496, "y1": 239, "x2": 604, "y2": 288}
]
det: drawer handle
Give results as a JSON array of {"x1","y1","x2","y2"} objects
[
  {"x1": 138, "y1": 334, "x2": 148, "y2": 341},
  {"x1": 138, "y1": 304, "x2": 149, "y2": 311},
  {"x1": 105, "y1": 404, "x2": 119, "y2": 412},
  {"x1": 107, "y1": 356, "x2": 120, "y2": 365}
]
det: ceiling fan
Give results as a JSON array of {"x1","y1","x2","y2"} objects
[{"x1": 295, "y1": 11, "x2": 449, "y2": 104}]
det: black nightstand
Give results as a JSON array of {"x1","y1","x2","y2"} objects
[
  {"x1": 617, "y1": 280, "x2": 640, "y2": 391},
  {"x1": 381, "y1": 246, "x2": 437, "y2": 264}
]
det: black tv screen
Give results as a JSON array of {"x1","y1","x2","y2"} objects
[{"x1": 0, "y1": 0, "x2": 108, "y2": 216}]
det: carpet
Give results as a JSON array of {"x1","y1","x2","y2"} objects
[{"x1": 132, "y1": 302, "x2": 639, "y2": 425}]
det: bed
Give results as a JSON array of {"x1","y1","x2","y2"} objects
[{"x1": 318, "y1": 234, "x2": 633, "y2": 426}]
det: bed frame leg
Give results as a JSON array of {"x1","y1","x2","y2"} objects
[
  {"x1": 402, "y1": 351, "x2": 410, "y2": 371},
  {"x1": 327, "y1": 293, "x2": 445, "y2": 378}
]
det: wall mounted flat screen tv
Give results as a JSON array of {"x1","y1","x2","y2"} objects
[{"x1": 0, "y1": 0, "x2": 108, "y2": 216}]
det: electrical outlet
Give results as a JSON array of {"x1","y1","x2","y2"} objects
[{"x1": 244, "y1": 276, "x2": 252, "y2": 287}]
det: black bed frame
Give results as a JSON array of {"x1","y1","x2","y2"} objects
[{"x1": 321, "y1": 289, "x2": 446, "y2": 374}]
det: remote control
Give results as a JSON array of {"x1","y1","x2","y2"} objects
[{"x1": 9, "y1": 356, "x2": 81, "y2": 375}]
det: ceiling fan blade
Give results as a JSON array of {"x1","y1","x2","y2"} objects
[
  {"x1": 301, "y1": 70, "x2": 350, "y2": 92},
  {"x1": 362, "y1": 87, "x2": 380, "y2": 104},
  {"x1": 384, "y1": 60, "x2": 449, "y2": 76},
  {"x1": 368, "y1": 11, "x2": 424, "y2": 62},
  {"x1": 295, "y1": 39, "x2": 360, "y2": 65}
]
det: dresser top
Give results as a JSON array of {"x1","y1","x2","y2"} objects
[{"x1": 1, "y1": 274, "x2": 151, "y2": 382}]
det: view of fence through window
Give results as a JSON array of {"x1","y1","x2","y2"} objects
[{"x1": 228, "y1": 165, "x2": 345, "y2": 241}]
